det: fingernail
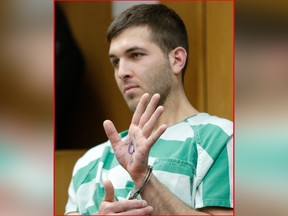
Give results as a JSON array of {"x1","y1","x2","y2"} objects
[{"x1": 148, "y1": 206, "x2": 153, "y2": 213}]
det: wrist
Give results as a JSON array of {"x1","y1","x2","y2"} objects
[
  {"x1": 129, "y1": 165, "x2": 153, "y2": 200},
  {"x1": 131, "y1": 167, "x2": 150, "y2": 188}
]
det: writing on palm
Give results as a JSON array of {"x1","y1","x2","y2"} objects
[{"x1": 103, "y1": 93, "x2": 167, "y2": 178}]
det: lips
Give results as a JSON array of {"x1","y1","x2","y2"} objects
[{"x1": 123, "y1": 84, "x2": 139, "y2": 94}]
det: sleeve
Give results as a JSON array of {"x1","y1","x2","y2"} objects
[
  {"x1": 195, "y1": 135, "x2": 233, "y2": 209},
  {"x1": 64, "y1": 178, "x2": 79, "y2": 215}
]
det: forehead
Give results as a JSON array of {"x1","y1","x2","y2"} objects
[{"x1": 109, "y1": 26, "x2": 157, "y2": 55}]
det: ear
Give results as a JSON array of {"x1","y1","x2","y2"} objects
[{"x1": 168, "y1": 47, "x2": 187, "y2": 75}]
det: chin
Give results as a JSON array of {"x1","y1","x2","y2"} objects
[
  {"x1": 127, "y1": 101, "x2": 137, "y2": 112},
  {"x1": 125, "y1": 97, "x2": 140, "y2": 112}
]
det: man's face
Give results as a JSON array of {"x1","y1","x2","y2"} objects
[{"x1": 109, "y1": 26, "x2": 174, "y2": 111}]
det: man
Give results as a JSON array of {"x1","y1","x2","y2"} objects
[{"x1": 65, "y1": 4, "x2": 233, "y2": 215}]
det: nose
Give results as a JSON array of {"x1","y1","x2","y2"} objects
[{"x1": 116, "y1": 59, "x2": 132, "y2": 80}]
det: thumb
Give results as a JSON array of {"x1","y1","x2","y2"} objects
[{"x1": 103, "y1": 180, "x2": 115, "y2": 202}]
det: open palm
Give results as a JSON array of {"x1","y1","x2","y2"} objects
[{"x1": 103, "y1": 93, "x2": 167, "y2": 182}]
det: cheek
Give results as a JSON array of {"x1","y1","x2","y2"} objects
[
  {"x1": 114, "y1": 73, "x2": 120, "y2": 84},
  {"x1": 114, "y1": 76, "x2": 123, "y2": 92},
  {"x1": 146, "y1": 61, "x2": 169, "y2": 80}
]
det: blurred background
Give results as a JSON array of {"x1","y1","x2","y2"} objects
[
  {"x1": 0, "y1": 0, "x2": 287, "y2": 215},
  {"x1": 0, "y1": 0, "x2": 53, "y2": 215},
  {"x1": 236, "y1": 0, "x2": 288, "y2": 215}
]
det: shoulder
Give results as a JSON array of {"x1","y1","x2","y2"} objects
[{"x1": 186, "y1": 113, "x2": 233, "y2": 136}]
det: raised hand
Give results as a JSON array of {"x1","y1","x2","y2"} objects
[{"x1": 103, "y1": 93, "x2": 167, "y2": 184}]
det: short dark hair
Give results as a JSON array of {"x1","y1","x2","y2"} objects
[{"x1": 107, "y1": 4, "x2": 189, "y2": 78}]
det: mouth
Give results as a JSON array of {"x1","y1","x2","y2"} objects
[{"x1": 123, "y1": 85, "x2": 139, "y2": 95}]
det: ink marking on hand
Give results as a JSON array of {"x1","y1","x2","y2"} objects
[{"x1": 128, "y1": 140, "x2": 135, "y2": 154}]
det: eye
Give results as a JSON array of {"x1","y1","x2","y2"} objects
[
  {"x1": 131, "y1": 53, "x2": 143, "y2": 59},
  {"x1": 111, "y1": 59, "x2": 119, "y2": 68}
]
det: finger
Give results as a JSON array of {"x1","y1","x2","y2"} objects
[
  {"x1": 103, "y1": 120, "x2": 122, "y2": 147},
  {"x1": 117, "y1": 206, "x2": 153, "y2": 215},
  {"x1": 146, "y1": 124, "x2": 167, "y2": 149},
  {"x1": 139, "y1": 93, "x2": 160, "y2": 128},
  {"x1": 103, "y1": 180, "x2": 115, "y2": 202},
  {"x1": 142, "y1": 105, "x2": 164, "y2": 137},
  {"x1": 131, "y1": 93, "x2": 149, "y2": 125},
  {"x1": 110, "y1": 199, "x2": 148, "y2": 213}
]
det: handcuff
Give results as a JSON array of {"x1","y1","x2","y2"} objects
[{"x1": 128, "y1": 165, "x2": 153, "y2": 200}]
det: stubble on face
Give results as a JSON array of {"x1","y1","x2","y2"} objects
[
  {"x1": 127, "y1": 57, "x2": 174, "y2": 112},
  {"x1": 110, "y1": 26, "x2": 175, "y2": 112}
]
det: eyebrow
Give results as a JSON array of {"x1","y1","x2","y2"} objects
[{"x1": 109, "y1": 46, "x2": 148, "y2": 58}]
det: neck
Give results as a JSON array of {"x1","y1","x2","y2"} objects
[{"x1": 156, "y1": 85, "x2": 199, "y2": 129}]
